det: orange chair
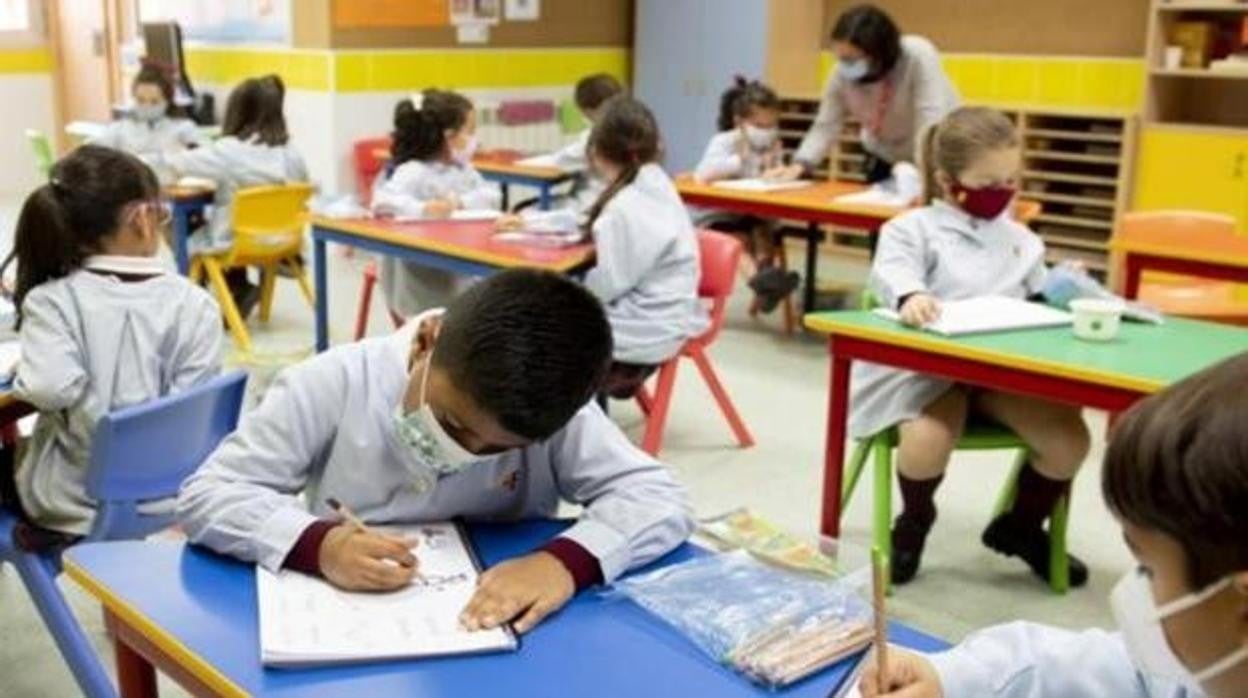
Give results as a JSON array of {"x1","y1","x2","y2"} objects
[
  {"x1": 353, "y1": 262, "x2": 404, "y2": 340},
  {"x1": 1113, "y1": 211, "x2": 1248, "y2": 326},
  {"x1": 634, "y1": 230, "x2": 755, "y2": 456}
]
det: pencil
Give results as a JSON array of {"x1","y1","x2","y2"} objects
[
  {"x1": 325, "y1": 497, "x2": 371, "y2": 534},
  {"x1": 326, "y1": 497, "x2": 418, "y2": 571},
  {"x1": 872, "y1": 545, "x2": 889, "y2": 694}
]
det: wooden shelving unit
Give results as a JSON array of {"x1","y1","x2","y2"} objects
[
  {"x1": 1144, "y1": 1, "x2": 1248, "y2": 127},
  {"x1": 777, "y1": 96, "x2": 1137, "y2": 274}
]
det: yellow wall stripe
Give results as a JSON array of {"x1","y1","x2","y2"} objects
[
  {"x1": 335, "y1": 48, "x2": 628, "y2": 92},
  {"x1": 183, "y1": 46, "x2": 629, "y2": 93},
  {"x1": 184, "y1": 48, "x2": 332, "y2": 91},
  {"x1": 817, "y1": 52, "x2": 1144, "y2": 112},
  {"x1": 0, "y1": 47, "x2": 52, "y2": 74}
]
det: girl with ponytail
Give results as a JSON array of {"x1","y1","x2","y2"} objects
[
  {"x1": 0, "y1": 145, "x2": 222, "y2": 535},
  {"x1": 575, "y1": 96, "x2": 708, "y2": 399},
  {"x1": 371, "y1": 89, "x2": 501, "y2": 316}
]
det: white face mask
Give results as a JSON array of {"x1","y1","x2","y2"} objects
[
  {"x1": 133, "y1": 103, "x2": 166, "y2": 123},
  {"x1": 743, "y1": 124, "x2": 778, "y2": 151},
  {"x1": 391, "y1": 351, "x2": 485, "y2": 478},
  {"x1": 451, "y1": 135, "x2": 478, "y2": 166},
  {"x1": 1111, "y1": 568, "x2": 1248, "y2": 691},
  {"x1": 838, "y1": 58, "x2": 871, "y2": 82}
]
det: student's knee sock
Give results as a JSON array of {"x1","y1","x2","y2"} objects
[
  {"x1": 1006, "y1": 463, "x2": 1069, "y2": 530},
  {"x1": 897, "y1": 473, "x2": 943, "y2": 526}
]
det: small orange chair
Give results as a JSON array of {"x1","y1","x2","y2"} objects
[
  {"x1": 353, "y1": 136, "x2": 392, "y2": 207},
  {"x1": 634, "y1": 229, "x2": 755, "y2": 456},
  {"x1": 1113, "y1": 211, "x2": 1248, "y2": 326}
]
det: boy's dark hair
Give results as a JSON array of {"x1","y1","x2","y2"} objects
[
  {"x1": 574, "y1": 73, "x2": 623, "y2": 114},
  {"x1": 716, "y1": 76, "x2": 780, "y2": 132},
  {"x1": 390, "y1": 89, "x2": 473, "y2": 170},
  {"x1": 222, "y1": 74, "x2": 289, "y2": 146},
  {"x1": 133, "y1": 63, "x2": 175, "y2": 105},
  {"x1": 0, "y1": 145, "x2": 159, "y2": 328},
  {"x1": 584, "y1": 96, "x2": 661, "y2": 232},
  {"x1": 1103, "y1": 352, "x2": 1248, "y2": 589},
  {"x1": 433, "y1": 269, "x2": 611, "y2": 440},
  {"x1": 831, "y1": 4, "x2": 902, "y2": 81}
]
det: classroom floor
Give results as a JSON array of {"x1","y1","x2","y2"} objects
[{"x1": 0, "y1": 201, "x2": 1134, "y2": 697}]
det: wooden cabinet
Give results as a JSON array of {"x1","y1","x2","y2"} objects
[{"x1": 1134, "y1": 126, "x2": 1248, "y2": 230}]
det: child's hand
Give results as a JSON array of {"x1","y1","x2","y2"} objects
[
  {"x1": 459, "y1": 551, "x2": 575, "y2": 634},
  {"x1": 424, "y1": 199, "x2": 457, "y2": 219},
  {"x1": 860, "y1": 647, "x2": 943, "y2": 697},
  {"x1": 494, "y1": 213, "x2": 525, "y2": 232},
  {"x1": 318, "y1": 524, "x2": 419, "y2": 591},
  {"x1": 761, "y1": 165, "x2": 791, "y2": 181},
  {"x1": 767, "y1": 163, "x2": 805, "y2": 182},
  {"x1": 899, "y1": 293, "x2": 940, "y2": 327}
]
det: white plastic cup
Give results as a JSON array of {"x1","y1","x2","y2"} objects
[
  {"x1": 1070, "y1": 298, "x2": 1125, "y2": 342},
  {"x1": 1164, "y1": 46, "x2": 1184, "y2": 70}
]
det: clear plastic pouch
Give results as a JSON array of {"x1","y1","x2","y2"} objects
[{"x1": 613, "y1": 547, "x2": 873, "y2": 689}]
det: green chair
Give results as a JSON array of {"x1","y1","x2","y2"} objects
[
  {"x1": 25, "y1": 129, "x2": 54, "y2": 178},
  {"x1": 843, "y1": 290, "x2": 1071, "y2": 594}
]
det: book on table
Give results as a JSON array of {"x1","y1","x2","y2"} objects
[
  {"x1": 872, "y1": 296, "x2": 1072, "y2": 337},
  {"x1": 257, "y1": 521, "x2": 517, "y2": 667},
  {"x1": 710, "y1": 178, "x2": 811, "y2": 193}
]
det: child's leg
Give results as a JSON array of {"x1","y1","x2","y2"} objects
[
  {"x1": 748, "y1": 222, "x2": 800, "y2": 314},
  {"x1": 974, "y1": 390, "x2": 1091, "y2": 586},
  {"x1": 890, "y1": 386, "x2": 968, "y2": 584}
]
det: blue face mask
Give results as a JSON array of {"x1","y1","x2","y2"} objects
[{"x1": 838, "y1": 58, "x2": 871, "y2": 82}]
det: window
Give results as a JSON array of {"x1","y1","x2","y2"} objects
[{"x1": 0, "y1": 0, "x2": 29, "y2": 32}]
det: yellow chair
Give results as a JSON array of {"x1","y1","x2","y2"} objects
[{"x1": 190, "y1": 183, "x2": 315, "y2": 352}]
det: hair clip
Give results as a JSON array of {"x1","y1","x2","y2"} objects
[{"x1": 410, "y1": 91, "x2": 425, "y2": 111}]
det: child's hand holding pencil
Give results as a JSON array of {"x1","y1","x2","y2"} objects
[
  {"x1": 318, "y1": 498, "x2": 420, "y2": 592},
  {"x1": 858, "y1": 647, "x2": 942, "y2": 698}
]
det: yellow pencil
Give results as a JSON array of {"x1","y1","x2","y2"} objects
[
  {"x1": 872, "y1": 546, "x2": 889, "y2": 694},
  {"x1": 326, "y1": 497, "x2": 372, "y2": 534}
]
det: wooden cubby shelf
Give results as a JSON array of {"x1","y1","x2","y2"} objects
[{"x1": 777, "y1": 96, "x2": 1137, "y2": 276}]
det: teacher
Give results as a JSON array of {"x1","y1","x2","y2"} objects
[{"x1": 782, "y1": 4, "x2": 959, "y2": 183}]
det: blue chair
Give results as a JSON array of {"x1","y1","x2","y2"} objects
[{"x1": 0, "y1": 371, "x2": 247, "y2": 698}]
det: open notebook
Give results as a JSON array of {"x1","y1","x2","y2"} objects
[
  {"x1": 873, "y1": 296, "x2": 1072, "y2": 337},
  {"x1": 257, "y1": 521, "x2": 517, "y2": 667},
  {"x1": 711, "y1": 178, "x2": 811, "y2": 193}
]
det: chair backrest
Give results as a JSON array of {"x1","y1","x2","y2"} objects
[
  {"x1": 353, "y1": 136, "x2": 393, "y2": 205},
  {"x1": 83, "y1": 371, "x2": 247, "y2": 541},
  {"x1": 230, "y1": 183, "x2": 315, "y2": 261},
  {"x1": 1116, "y1": 210, "x2": 1238, "y2": 246},
  {"x1": 694, "y1": 229, "x2": 744, "y2": 346},
  {"x1": 25, "y1": 129, "x2": 53, "y2": 178}
]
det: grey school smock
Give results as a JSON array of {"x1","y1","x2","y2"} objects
[{"x1": 848, "y1": 200, "x2": 1047, "y2": 438}]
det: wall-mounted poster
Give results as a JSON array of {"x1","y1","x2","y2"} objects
[
  {"x1": 332, "y1": 0, "x2": 450, "y2": 29},
  {"x1": 504, "y1": 0, "x2": 540, "y2": 22},
  {"x1": 451, "y1": 0, "x2": 500, "y2": 26}
]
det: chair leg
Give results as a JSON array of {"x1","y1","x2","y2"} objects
[
  {"x1": 639, "y1": 360, "x2": 679, "y2": 456},
  {"x1": 992, "y1": 451, "x2": 1027, "y2": 518},
  {"x1": 871, "y1": 436, "x2": 894, "y2": 595},
  {"x1": 258, "y1": 264, "x2": 278, "y2": 323},
  {"x1": 1049, "y1": 491, "x2": 1071, "y2": 595},
  {"x1": 634, "y1": 386, "x2": 654, "y2": 417},
  {"x1": 354, "y1": 267, "x2": 378, "y2": 341},
  {"x1": 12, "y1": 552, "x2": 118, "y2": 698},
  {"x1": 189, "y1": 258, "x2": 204, "y2": 284},
  {"x1": 203, "y1": 259, "x2": 252, "y2": 353},
  {"x1": 688, "y1": 346, "x2": 754, "y2": 448},
  {"x1": 841, "y1": 439, "x2": 870, "y2": 510},
  {"x1": 293, "y1": 264, "x2": 316, "y2": 307}
]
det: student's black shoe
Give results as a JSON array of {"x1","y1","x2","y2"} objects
[
  {"x1": 890, "y1": 511, "x2": 935, "y2": 585},
  {"x1": 228, "y1": 281, "x2": 262, "y2": 321},
  {"x1": 750, "y1": 269, "x2": 802, "y2": 314},
  {"x1": 981, "y1": 514, "x2": 1089, "y2": 588}
]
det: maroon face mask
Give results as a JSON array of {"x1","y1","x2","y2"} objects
[{"x1": 950, "y1": 181, "x2": 1016, "y2": 220}]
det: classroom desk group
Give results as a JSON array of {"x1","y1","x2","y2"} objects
[{"x1": 64, "y1": 520, "x2": 949, "y2": 698}]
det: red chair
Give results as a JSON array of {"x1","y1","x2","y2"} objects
[
  {"x1": 634, "y1": 229, "x2": 755, "y2": 456},
  {"x1": 352, "y1": 136, "x2": 392, "y2": 207}
]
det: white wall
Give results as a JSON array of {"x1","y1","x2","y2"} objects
[{"x1": 1, "y1": 73, "x2": 56, "y2": 195}]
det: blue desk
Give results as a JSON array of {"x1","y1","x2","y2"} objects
[
  {"x1": 64, "y1": 520, "x2": 947, "y2": 697},
  {"x1": 166, "y1": 187, "x2": 214, "y2": 275},
  {"x1": 473, "y1": 156, "x2": 576, "y2": 211}
]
